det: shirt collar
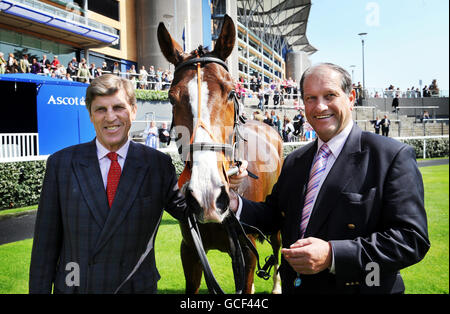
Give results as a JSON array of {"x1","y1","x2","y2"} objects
[
  {"x1": 96, "y1": 138, "x2": 131, "y2": 160},
  {"x1": 317, "y1": 120, "x2": 354, "y2": 158}
]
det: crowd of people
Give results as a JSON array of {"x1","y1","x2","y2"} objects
[
  {"x1": 249, "y1": 109, "x2": 317, "y2": 143},
  {"x1": 373, "y1": 80, "x2": 441, "y2": 98},
  {"x1": 0, "y1": 51, "x2": 173, "y2": 89}
]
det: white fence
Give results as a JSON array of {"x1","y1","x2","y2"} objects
[
  {"x1": 0, "y1": 133, "x2": 40, "y2": 162},
  {"x1": 0, "y1": 133, "x2": 447, "y2": 163}
]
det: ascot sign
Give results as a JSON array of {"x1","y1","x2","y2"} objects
[{"x1": 48, "y1": 95, "x2": 86, "y2": 106}]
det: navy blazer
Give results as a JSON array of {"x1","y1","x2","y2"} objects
[
  {"x1": 29, "y1": 140, "x2": 187, "y2": 294},
  {"x1": 241, "y1": 124, "x2": 430, "y2": 294}
]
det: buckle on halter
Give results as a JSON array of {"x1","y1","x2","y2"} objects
[{"x1": 256, "y1": 254, "x2": 276, "y2": 280}]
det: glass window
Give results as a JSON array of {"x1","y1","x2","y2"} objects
[{"x1": 88, "y1": 0, "x2": 119, "y2": 21}]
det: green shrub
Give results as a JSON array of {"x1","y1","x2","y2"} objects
[
  {"x1": 135, "y1": 89, "x2": 168, "y2": 101},
  {"x1": 0, "y1": 161, "x2": 46, "y2": 210},
  {"x1": 400, "y1": 138, "x2": 449, "y2": 159}
]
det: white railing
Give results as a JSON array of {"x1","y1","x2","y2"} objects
[{"x1": 0, "y1": 133, "x2": 39, "y2": 162}]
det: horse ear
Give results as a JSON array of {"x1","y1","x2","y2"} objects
[
  {"x1": 157, "y1": 22, "x2": 184, "y2": 65},
  {"x1": 213, "y1": 14, "x2": 236, "y2": 61}
]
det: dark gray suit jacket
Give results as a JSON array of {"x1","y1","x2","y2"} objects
[
  {"x1": 29, "y1": 140, "x2": 187, "y2": 294},
  {"x1": 241, "y1": 124, "x2": 430, "y2": 294}
]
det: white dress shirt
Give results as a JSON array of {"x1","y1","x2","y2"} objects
[
  {"x1": 235, "y1": 120, "x2": 355, "y2": 273},
  {"x1": 96, "y1": 139, "x2": 130, "y2": 190}
]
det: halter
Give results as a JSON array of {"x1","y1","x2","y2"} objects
[{"x1": 173, "y1": 51, "x2": 246, "y2": 189}]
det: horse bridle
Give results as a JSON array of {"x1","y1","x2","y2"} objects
[
  {"x1": 173, "y1": 52, "x2": 248, "y2": 189},
  {"x1": 171, "y1": 52, "x2": 275, "y2": 294}
]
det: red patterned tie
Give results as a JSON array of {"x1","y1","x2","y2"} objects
[{"x1": 106, "y1": 152, "x2": 121, "y2": 208}]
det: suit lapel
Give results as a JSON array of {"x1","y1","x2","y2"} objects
[
  {"x1": 305, "y1": 124, "x2": 366, "y2": 238},
  {"x1": 72, "y1": 140, "x2": 109, "y2": 228},
  {"x1": 92, "y1": 142, "x2": 149, "y2": 256}
]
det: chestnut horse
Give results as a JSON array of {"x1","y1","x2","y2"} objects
[{"x1": 157, "y1": 15, "x2": 283, "y2": 294}]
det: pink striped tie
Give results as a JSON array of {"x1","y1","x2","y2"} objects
[{"x1": 300, "y1": 143, "x2": 332, "y2": 238}]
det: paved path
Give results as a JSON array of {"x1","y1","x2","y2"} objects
[
  {"x1": 0, "y1": 159, "x2": 447, "y2": 246},
  {"x1": 0, "y1": 211, "x2": 36, "y2": 245}
]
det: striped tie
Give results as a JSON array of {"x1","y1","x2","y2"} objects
[{"x1": 300, "y1": 143, "x2": 332, "y2": 238}]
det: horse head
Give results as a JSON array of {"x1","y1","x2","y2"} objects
[{"x1": 158, "y1": 15, "x2": 238, "y2": 223}]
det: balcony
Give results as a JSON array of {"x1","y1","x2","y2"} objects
[{"x1": 0, "y1": 0, "x2": 119, "y2": 48}]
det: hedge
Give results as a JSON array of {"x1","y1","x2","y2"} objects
[
  {"x1": 0, "y1": 137, "x2": 448, "y2": 211},
  {"x1": 0, "y1": 161, "x2": 46, "y2": 210},
  {"x1": 135, "y1": 89, "x2": 168, "y2": 102}
]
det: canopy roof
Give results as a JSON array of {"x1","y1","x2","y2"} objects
[{"x1": 237, "y1": 0, "x2": 317, "y2": 55}]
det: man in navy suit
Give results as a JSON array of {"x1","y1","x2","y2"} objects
[
  {"x1": 29, "y1": 74, "x2": 189, "y2": 293},
  {"x1": 230, "y1": 63, "x2": 430, "y2": 294}
]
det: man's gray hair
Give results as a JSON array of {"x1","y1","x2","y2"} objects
[
  {"x1": 299, "y1": 63, "x2": 353, "y2": 99},
  {"x1": 85, "y1": 74, "x2": 136, "y2": 113}
]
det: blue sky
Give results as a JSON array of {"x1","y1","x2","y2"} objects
[{"x1": 306, "y1": 0, "x2": 449, "y2": 93}]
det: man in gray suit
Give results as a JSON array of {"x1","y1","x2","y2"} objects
[
  {"x1": 230, "y1": 63, "x2": 430, "y2": 294},
  {"x1": 29, "y1": 74, "x2": 188, "y2": 293}
]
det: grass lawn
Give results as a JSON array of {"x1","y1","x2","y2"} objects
[{"x1": 0, "y1": 165, "x2": 448, "y2": 294}]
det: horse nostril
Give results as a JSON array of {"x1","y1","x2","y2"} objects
[
  {"x1": 216, "y1": 186, "x2": 230, "y2": 214},
  {"x1": 185, "y1": 188, "x2": 203, "y2": 217}
]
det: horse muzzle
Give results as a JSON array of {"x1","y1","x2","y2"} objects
[{"x1": 185, "y1": 185, "x2": 230, "y2": 224}]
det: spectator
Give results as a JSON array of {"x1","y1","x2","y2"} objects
[
  {"x1": 51, "y1": 55, "x2": 60, "y2": 69},
  {"x1": 392, "y1": 95, "x2": 399, "y2": 113},
  {"x1": 421, "y1": 110, "x2": 431, "y2": 123},
  {"x1": 429, "y1": 79, "x2": 439, "y2": 96},
  {"x1": 77, "y1": 62, "x2": 91, "y2": 83},
  {"x1": 162, "y1": 71, "x2": 171, "y2": 90},
  {"x1": 54, "y1": 64, "x2": 66, "y2": 78},
  {"x1": 0, "y1": 52, "x2": 6, "y2": 74},
  {"x1": 101, "y1": 61, "x2": 109, "y2": 73},
  {"x1": 139, "y1": 65, "x2": 148, "y2": 89},
  {"x1": 7, "y1": 52, "x2": 18, "y2": 73},
  {"x1": 41, "y1": 54, "x2": 51, "y2": 70},
  {"x1": 144, "y1": 121, "x2": 158, "y2": 148},
  {"x1": 257, "y1": 87, "x2": 264, "y2": 110},
  {"x1": 263, "y1": 85, "x2": 271, "y2": 107},
  {"x1": 423, "y1": 85, "x2": 430, "y2": 97},
  {"x1": 67, "y1": 57, "x2": 78, "y2": 76},
  {"x1": 158, "y1": 122, "x2": 171, "y2": 148},
  {"x1": 252, "y1": 110, "x2": 264, "y2": 122},
  {"x1": 381, "y1": 114, "x2": 391, "y2": 137},
  {"x1": 89, "y1": 63, "x2": 99, "y2": 78},
  {"x1": 63, "y1": 72, "x2": 73, "y2": 81},
  {"x1": 263, "y1": 111, "x2": 274, "y2": 127},
  {"x1": 30, "y1": 58, "x2": 41, "y2": 74},
  {"x1": 156, "y1": 67, "x2": 163, "y2": 90},
  {"x1": 415, "y1": 88, "x2": 421, "y2": 98},
  {"x1": 43, "y1": 63, "x2": 52, "y2": 76},
  {"x1": 371, "y1": 116, "x2": 382, "y2": 134},
  {"x1": 19, "y1": 54, "x2": 30, "y2": 73},
  {"x1": 283, "y1": 117, "x2": 295, "y2": 142},
  {"x1": 112, "y1": 61, "x2": 120, "y2": 76},
  {"x1": 273, "y1": 86, "x2": 280, "y2": 106},
  {"x1": 148, "y1": 65, "x2": 156, "y2": 89},
  {"x1": 293, "y1": 110, "x2": 305, "y2": 138}
]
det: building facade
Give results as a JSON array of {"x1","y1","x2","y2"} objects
[{"x1": 0, "y1": 0, "x2": 315, "y2": 82}]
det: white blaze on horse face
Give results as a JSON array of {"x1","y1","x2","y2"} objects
[{"x1": 187, "y1": 75, "x2": 227, "y2": 223}]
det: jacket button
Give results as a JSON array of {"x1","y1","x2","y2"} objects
[{"x1": 347, "y1": 223, "x2": 356, "y2": 230}]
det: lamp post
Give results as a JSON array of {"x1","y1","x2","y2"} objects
[{"x1": 358, "y1": 32, "x2": 367, "y2": 99}]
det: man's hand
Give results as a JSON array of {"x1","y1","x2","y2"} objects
[
  {"x1": 281, "y1": 237, "x2": 332, "y2": 275},
  {"x1": 228, "y1": 160, "x2": 248, "y2": 212}
]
